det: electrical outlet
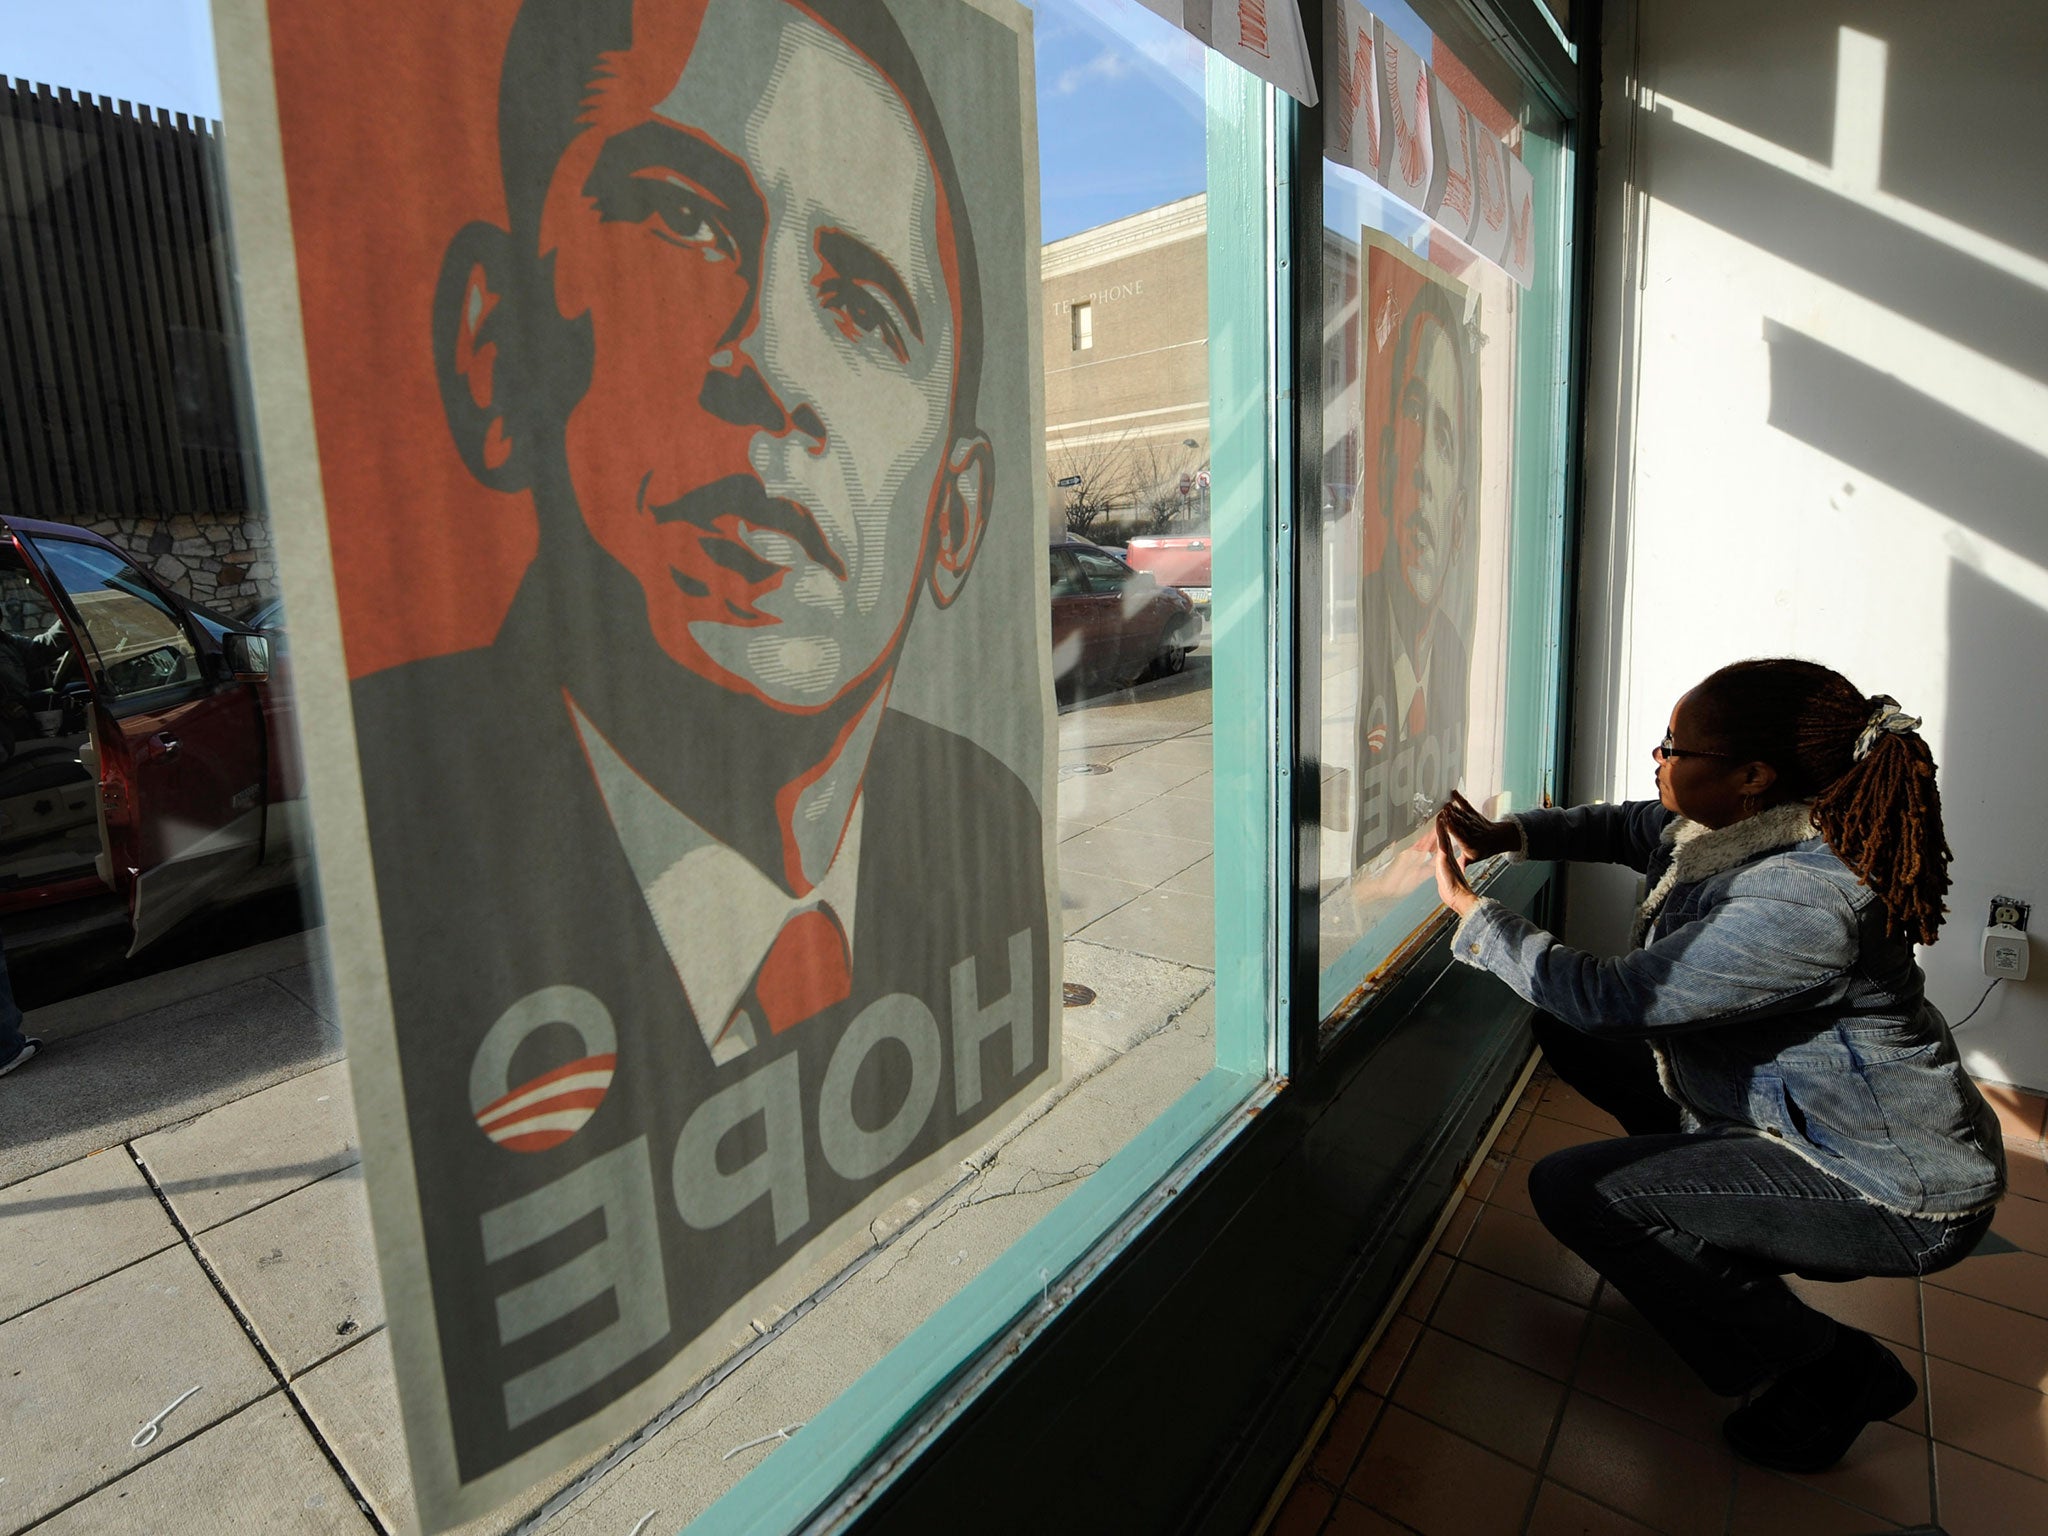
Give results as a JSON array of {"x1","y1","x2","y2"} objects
[
  {"x1": 1984, "y1": 924, "x2": 2032, "y2": 981},
  {"x1": 1990, "y1": 895, "x2": 2031, "y2": 932}
]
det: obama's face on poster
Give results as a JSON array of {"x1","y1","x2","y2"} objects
[
  {"x1": 442, "y1": 0, "x2": 991, "y2": 713},
  {"x1": 1390, "y1": 313, "x2": 1464, "y2": 616}
]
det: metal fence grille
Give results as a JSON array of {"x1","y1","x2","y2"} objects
[{"x1": 1, "y1": 78, "x2": 266, "y2": 609}]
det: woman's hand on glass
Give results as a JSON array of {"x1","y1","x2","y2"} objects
[
  {"x1": 1431, "y1": 813, "x2": 1482, "y2": 918},
  {"x1": 1438, "y1": 791, "x2": 1518, "y2": 860}
]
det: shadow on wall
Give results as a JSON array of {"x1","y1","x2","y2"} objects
[
  {"x1": 1762, "y1": 324, "x2": 2048, "y2": 570},
  {"x1": 1647, "y1": 102, "x2": 2048, "y2": 390},
  {"x1": 1622, "y1": 0, "x2": 2048, "y2": 566},
  {"x1": 1571, "y1": 2, "x2": 2048, "y2": 989},
  {"x1": 1628, "y1": 0, "x2": 2048, "y2": 561}
]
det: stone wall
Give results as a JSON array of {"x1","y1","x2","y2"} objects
[{"x1": 75, "y1": 510, "x2": 277, "y2": 618}]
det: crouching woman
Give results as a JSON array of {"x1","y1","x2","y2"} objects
[{"x1": 1431, "y1": 658, "x2": 2004, "y2": 1473}]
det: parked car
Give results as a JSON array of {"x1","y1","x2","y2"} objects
[
  {"x1": 1122, "y1": 533, "x2": 1213, "y2": 639},
  {"x1": 0, "y1": 515, "x2": 307, "y2": 954},
  {"x1": 1049, "y1": 534, "x2": 1198, "y2": 693}
]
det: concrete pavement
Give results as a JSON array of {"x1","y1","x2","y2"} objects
[{"x1": 0, "y1": 671, "x2": 1219, "y2": 1535}]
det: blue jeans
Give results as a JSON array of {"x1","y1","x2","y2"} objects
[
  {"x1": 0, "y1": 927, "x2": 25, "y2": 1056},
  {"x1": 1526, "y1": 1016, "x2": 1992, "y2": 1395}
]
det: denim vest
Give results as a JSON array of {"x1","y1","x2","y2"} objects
[{"x1": 1453, "y1": 799, "x2": 2006, "y2": 1218}]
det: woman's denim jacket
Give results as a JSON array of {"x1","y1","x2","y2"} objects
[{"x1": 1452, "y1": 799, "x2": 2006, "y2": 1219}]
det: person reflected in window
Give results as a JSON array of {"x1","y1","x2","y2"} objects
[{"x1": 1431, "y1": 658, "x2": 2004, "y2": 1473}]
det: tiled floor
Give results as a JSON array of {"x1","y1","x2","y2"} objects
[{"x1": 1271, "y1": 1067, "x2": 2048, "y2": 1536}]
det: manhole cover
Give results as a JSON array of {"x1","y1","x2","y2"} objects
[
  {"x1": 1059, "y1": 762, "x2": 1113, "y2": 778},
  {"x1": 1062, "y1": 982, "x2": 1097, "y2": 1008}
]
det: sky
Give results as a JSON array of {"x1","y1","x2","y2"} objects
[
  {"x1": 1025, "y1": 0, "x2": 1207, "y2": 242},
  {"x1": 0, "y1": 0, "x2": 221, "y2": 118},
  {"x1": 0, "y1": 0, "x2": 1226, "y2": 243}
]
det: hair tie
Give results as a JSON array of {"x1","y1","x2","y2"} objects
[{"x1": 1853, "y1": 697, "x2": 1921, "y2": 762}]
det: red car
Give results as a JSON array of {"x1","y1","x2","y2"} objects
[
  {"x1": 0, "y1": 515, "x2": 307, "y2": 954},
  {"x1": 1049, "y1": 534, "x2": 1198, "y2": 693}
]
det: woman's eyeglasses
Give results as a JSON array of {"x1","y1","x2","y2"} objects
[{"x1": 1654, "y1": 733, "x2": 1737, "y2": 762}]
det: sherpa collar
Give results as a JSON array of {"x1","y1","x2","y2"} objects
[{"x1": 1631, "y1": 801, "x2": 1820, "y2": 947}]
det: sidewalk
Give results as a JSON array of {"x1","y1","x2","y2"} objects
[
  {"x1": 0, "y1": 673, "x2": 1221, "y2": 1536},
  {"x1": 0, "y1": 932, "x2": 372, "y2": 1534}
]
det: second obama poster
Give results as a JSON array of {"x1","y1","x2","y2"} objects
[{"x1": 214, "y1": 0, "x2": 1057, "y2": 1525}]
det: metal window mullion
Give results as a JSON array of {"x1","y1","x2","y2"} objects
[
  {"x1": 1545, "y1": 0, "x2": 1603, "y2": 830},
  {"x1": 1280, "y1": 11, "x2": 1328, "y2": 1079}
]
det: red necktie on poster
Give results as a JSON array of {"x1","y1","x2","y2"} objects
[{"x1": 755, "y1": 906, "x2": 853, "y2": 1035}]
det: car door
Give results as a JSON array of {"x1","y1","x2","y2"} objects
[
  {"x1": 1069, "y1": 546, "x2": 1158, "y2": 678},
  {"x1": 1049, "y1": 547, "x2": 1104, "y2": 685},
  {"x1": 18, "y1": 530, "x2": 268, "y2": 953},
  {"x1": 0, "y1": 539, "x2": 106, "y2": 915},
  {"x1": 190, "y1": 597, "x2": 305, "y2": 860}
]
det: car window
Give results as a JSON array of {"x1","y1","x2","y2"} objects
[
  {"x1": 27, "y1": 536, "x2": 204, "y2": 703},
  {"x1": 1070, "y1": 547, "x2": 1133, "y2": 594},
  {"x1": 184, "y1": 601, "x2": 242, "y2": 644},
  {"x1": 1049, "y1": 550, "x2": 1090, "y2": 598}
]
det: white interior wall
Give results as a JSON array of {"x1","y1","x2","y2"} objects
[{"x1": 1569, "y1": 0, "x2": 2048, "y2": 1090}]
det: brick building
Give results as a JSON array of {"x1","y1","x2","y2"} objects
[{"x1": 1041, "y1": 193, "x2": 1210, "y2": 541}]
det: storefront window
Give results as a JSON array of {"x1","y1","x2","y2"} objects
[
  {"x1": 3, "y1": 0, "x2": 1580, "y2": 1527},
  {"x1": 1311, "y1": 0, "x2": 1573, "y2": 1025},
  {"x1": 689, "y1": 4, "x2": 1287, "y2": 1525}
]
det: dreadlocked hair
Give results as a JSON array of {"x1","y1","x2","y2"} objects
[{"x1": 1688, "y1": 658, "x2": 1952, "y2": 946}]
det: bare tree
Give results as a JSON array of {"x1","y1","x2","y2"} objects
[
  {"x1": 1128, "y1": 439, "x2": 1207, "y2": 535},
  {"x1": 1048, "y1": 432, "x2": 1147, "y2": 539}
]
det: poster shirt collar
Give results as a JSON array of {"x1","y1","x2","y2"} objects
[
  {"x1": 569, "y1": 698, "x2": 864, "y2": 1062},
  {"x1": 1389, "y1": 602, "x2": 1432, "y2": 740}
]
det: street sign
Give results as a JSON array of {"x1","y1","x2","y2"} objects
[{"x1": 1056, "y1": 474, "x2": 1082, "y2": 487}]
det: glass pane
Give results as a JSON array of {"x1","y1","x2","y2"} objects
[
  {"x1": 1314, "y1": 3, "x2": 1571, "y2": 1018},
  {"x1": 603, "y1": 0, "x2": 1271, "y2": 1518},
  {"x1": 1070, "y1": 546, "x2": 1131, "y2": 589},
  {"x1": 204, "y1": 0, "x2": 1274, "y2": 1524},
  {"x1": 694, "y1": 0, "x2": 1279, "y2": 1520},
  {"x1": 29, "y1": 536, "x2": 205, "y2": 702}
]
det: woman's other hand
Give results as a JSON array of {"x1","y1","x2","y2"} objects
[
  {"x1": 1432, "y1": 814, "x2": 1481, "y2": 917},
  {"x1": 1439, "y1": 791, "x2": 1519, "y2": 860}
]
